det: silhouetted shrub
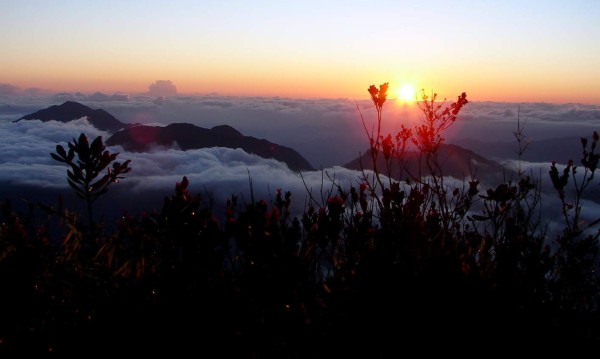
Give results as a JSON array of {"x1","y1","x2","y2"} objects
[{"x1": 0, "y1": 84, "x2": 599, "y2": 356}]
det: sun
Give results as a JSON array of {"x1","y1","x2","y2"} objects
[{"x1": 397, "y1": 84, "x2": 416, "y2": 102}]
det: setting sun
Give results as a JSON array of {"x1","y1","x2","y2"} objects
[{"x1": 397, "y1": 84, "x2": 416, "y2": 102}]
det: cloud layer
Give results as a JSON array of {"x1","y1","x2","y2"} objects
[
  {"x1": 1, "y1": 95, "x2": 599, "y2": 233},
  {"x1": 0, "y1": 117, "x2": 368, "y2": 220},
  {"x1": 3, "y1": 93, "x2": 600, "y2": 167}
]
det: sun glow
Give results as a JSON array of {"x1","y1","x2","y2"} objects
[{"x1": 397, "y1": 84, "x2": 416, "y2": 102}]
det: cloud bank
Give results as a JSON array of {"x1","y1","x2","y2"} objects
[
  {"x1": 1, "y1": 95, "x2": 599, "y2": 232},
  {"x1": 148, "y1": 80, "x2": 177, "y2": 97},
  {"x1": 0, "y1": 83, "x2": 20, "y2": 96},
  {"x1": 0, "y1": 117, "x2": 367, "y2": 220},
  {"x1": 3, "y1": 94, "x2": 599, "y2": 168}
]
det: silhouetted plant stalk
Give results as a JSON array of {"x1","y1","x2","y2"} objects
[
  {"x1": 466, "y1": 111, "x2": 538, "y2": 240},
  {"x1": 5, "y1": 83, "x2": 600, "y2": 353},
  {"x1": 546, "y1": 131, "x2": 600, "y2": 311},
  {"x1": 550, "y1": 131, "x2": 600, "y2": 237},
  {"x1": 509, "y1": 109, "x2": 543, "y2": 236},
  {"x1": 411, "y1": 90, "x2": 469, "y2": 233},
  {"x1": 51, "y1": 133, "x2": 131, "y2": 240},
  {"x1": 513, "y1": 106, "x2": 531, "y2": 177},
  {"x1": 297, "y1": 169, "x2": 351, "y2": 282},
  {"x1": 472, "y1": 178, "x2": 535, "y2": 239},
  {"x1": 360, "y1": 84, "x2": 472, "y2": 238},
  {"x1": 357, "y1": 82, "x2": 389, "y2": 201},
  {"x1": 461, "y1": 108, "x2": 544, "y2": 273}
]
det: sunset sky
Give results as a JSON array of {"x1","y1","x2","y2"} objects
[{"x1": 1, "y1": 0, "x2": 599, "y2": 103}]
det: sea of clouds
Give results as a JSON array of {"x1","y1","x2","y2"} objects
[{"x1": 1, "y1": 93, "x2": 599, "y2": 233}]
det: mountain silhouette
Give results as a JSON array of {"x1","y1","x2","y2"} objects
[
  {"x1": 106, "y1": 123, "x2": 314, "y2": 171},
  {"x1": 344, "y1": 143, "x2": 509, "y2": 183},
  {"x1": 15, "y1": 101, "x2": 312, "y2": 170},
  {"x1": 15, "y1": 101, "x2": 128, "y2": 133}
]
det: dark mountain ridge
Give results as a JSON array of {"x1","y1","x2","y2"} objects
[
  {"x1": 106, "y1": 123, "x2": 315, "y2": 171},
  {"x1": 344, "y1": 143, "x2": 511, "y2": 183},
  {"x1": 15, "y1": 101, "x2": 314, "y2": 171},
  {"x1": 14, "y1": 101, "x2": 129, "y2": 133}
]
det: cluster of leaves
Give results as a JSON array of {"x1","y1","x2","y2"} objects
[
  {"x1": 1, "y1": 86, "x2": 600, "y2": 355},
  {"x1": 50, "y1": 133, "x2": 131, "y2": 237}
]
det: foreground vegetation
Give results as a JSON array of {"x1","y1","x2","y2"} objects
[{"x1": 1, "y1": 84, "x2": 599, "y2": 355}]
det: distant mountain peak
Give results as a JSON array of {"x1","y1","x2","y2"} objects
[
  {"x1": 15, "y1": 101, "x2": 128, "y2": 133},
  {"x1": 106, "y1": 123, "x2": 314, "y2": 171},
  {"x1": 210, "y1": 124, "x2": 242, "y2": 137},
  {"x1": 16, "y1": 102, "x2": 313, "y2": 170},
  {"x1": 344, "y1": 143, "x2": 509, "y2": 183}
]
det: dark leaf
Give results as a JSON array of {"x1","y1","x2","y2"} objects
[
  {"x1": 51, "y1": 153, "x2": 66, "y2": 163},
  {"x1": 67, "y1": 170, "x2": 82, "y2": 184},
  {"x1": 56, "y1": 145, "x2": 67, "y2": 158},
  {"x1": 90, "y1": 136, "x2": 104, "y2": 154},
  {"x1": 77, "y1": 133, "x2": 89, "y2": 158},
  {"x1": 91, "y1": 175, "x2": 110, "y2": 190}
]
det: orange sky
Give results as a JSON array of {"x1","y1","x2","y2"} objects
[{"x1": 1, "y1": 1, "x2": 599, "y2": 103}]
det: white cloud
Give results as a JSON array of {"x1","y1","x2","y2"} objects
[
  {"x1": 148, "y1": 80, "x2": 177, "y2": 97},
  {"x1": 3, "y1": 95, "x2": 600, "y2": 169},
  {"x1": 447, "y1": 101, "x2": 600, "y2": 142},
  {"x1": 109, "y1": 145, "x2": 370, "y2": 216},
  {"x1": 1, "y1": 95, "x2": 599, "y2": 231},
  {"x1": 0, "y1": 83, "x2": 20, "y2": 96},
  {"x1": 0, "y1": 116, "x2": 369, "y2": 218}
]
